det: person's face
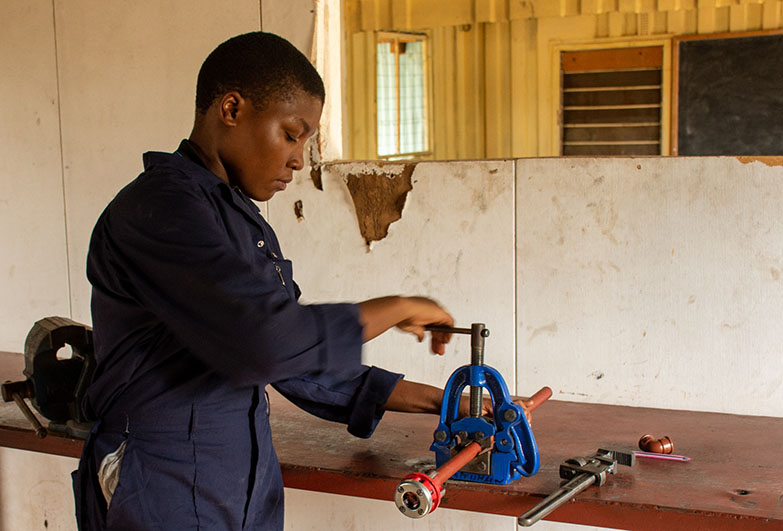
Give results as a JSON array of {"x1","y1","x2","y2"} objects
[{"x1": 220, "y1": 91, "x2": 323, "y2": 202}]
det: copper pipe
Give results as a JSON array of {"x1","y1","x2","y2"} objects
[
  {"x1": 432, "y1": 442, "x2": 482, "y2": 481},
  {"x1": 638, "y1": 434, "x2": 673, "y2": 454},
  {"x1": 528, "y1": 386, "x2": 553, "y2": 409}
]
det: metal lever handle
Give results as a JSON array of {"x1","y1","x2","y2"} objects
[
  {"x1": 12, "y1": 393, "x2": 48, "y2": 438},
  {"x1": 2, "y1": 380, "x2": 47, "y2": 438},
  {"x1": 424, "y1": 325, "x2": 474, "y2": 335},
  {"x1": 517, "y1": 473, "x2": 595, "y2": 527}
]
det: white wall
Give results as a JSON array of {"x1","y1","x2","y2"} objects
[
  {"x1": 2, "y1": 1, "x2": 783, "y2": 530},
  {"x1": 56, "y1": 0, "x2": 262, "y2": 324},
  {"x1": 515, "y1": 157, "x2": 783, "y2": 416},
  {"x1": 0, "y1": 1, "x2": 70, "y2": 351},
  {"x1": 271, "y1": 155, "x2": 783, "y2": 418},
  {"x1": 0, "y1": 449, "x2": 77, "y2": 531},
  {"x1": 0, "y1": 1, "x2": 260, "y2": 529},
  {"x1": 284, "y1": 489, "x2": 611, "y2": 531}
]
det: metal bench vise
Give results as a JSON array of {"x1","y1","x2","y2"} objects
[{"x1": 1, "y1": 316, "x2": 95, "y2": 439}]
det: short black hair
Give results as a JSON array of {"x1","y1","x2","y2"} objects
[{"x1": 195, "y1": 32, "x2": 325, "y2": 114}]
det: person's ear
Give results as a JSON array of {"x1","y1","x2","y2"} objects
[{"x1": 217, "y1": 91, "x2": 245, "y2": 126}]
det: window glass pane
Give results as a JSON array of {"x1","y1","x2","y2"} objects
[
  {"x1": 377, "y1": 41, "x2": 397, "y2": 156},
  {"x1": 399, "y1": 41, "x2": 426, "y2": 154}
]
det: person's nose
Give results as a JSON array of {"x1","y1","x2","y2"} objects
[{"x1": 287, "y1": 144, "x2": 305, "y2": 171}]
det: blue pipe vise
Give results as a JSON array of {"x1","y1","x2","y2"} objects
[
  {"x1": 429, "y1": 323, "x2": 541, "y2": 484},
  {"x1": 394, "y1": 323, "x2": 551, "y2": 519}
]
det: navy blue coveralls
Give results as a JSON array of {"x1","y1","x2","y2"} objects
[{"x1": 73, "y1": 141, "x2": 402, "y2": 530}]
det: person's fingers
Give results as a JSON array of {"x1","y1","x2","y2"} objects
[{"x1": 429, "y1": 330, "x2": 452, "y2": 355}]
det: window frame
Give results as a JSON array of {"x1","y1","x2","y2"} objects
[
  {"x1": 375, "y1": 30, "x2": 432, "y2": 160},
  {"x1": 548, "y1": 37, "x2": 673, "y2": 157},
  {"x1": 560, "y1": 46, "x2": 664, "y2": 156}
]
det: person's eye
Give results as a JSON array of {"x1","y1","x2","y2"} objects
[{"x1": 285, "y1": 132, "x2": 296, "y2": 142}]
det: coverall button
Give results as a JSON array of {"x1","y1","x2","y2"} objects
[{"x1": 257, "y1": 240, "x2": 264, "y2": 248}]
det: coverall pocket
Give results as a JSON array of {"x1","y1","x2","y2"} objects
[
  {"x1": 104, "y1": 435, "x2": 200, "y2": 530},
  {"x1": 98, "y1": 439, "x2": 127, "y2": 507},
  {"x1": 103, "y1": 437, "x2": 141, "y2": 530}
]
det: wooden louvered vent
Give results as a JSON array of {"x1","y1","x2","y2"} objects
[{"x1": 561, "y1": 46, "x2": 663, "y2": 156}]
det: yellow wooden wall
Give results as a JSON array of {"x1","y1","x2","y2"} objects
[{"x1": 345, "y1": 0, "x2": 783, "y2": 159}]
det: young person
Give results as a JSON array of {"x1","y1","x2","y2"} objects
[{"x1": 73, "y1": 31, "x2": 530, "y2": 530}]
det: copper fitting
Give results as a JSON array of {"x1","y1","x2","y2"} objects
[{"x1": 638, "y1": 434, "x2": 673, "y2": 454}]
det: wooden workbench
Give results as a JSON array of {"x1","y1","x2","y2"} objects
[{"x1": 2, "y1": 351, "x2": 781, "y2": 530}]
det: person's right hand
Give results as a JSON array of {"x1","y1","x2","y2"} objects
[{"x1": 395, "y1": 296, "x2": 454, "y2": 354}]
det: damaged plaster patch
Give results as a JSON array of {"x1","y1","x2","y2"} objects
[
  {"x1": 310, "y1": 166, "x2": 323, "y2": 191},
  {"x1": 336, "y1": 162, "x2": 416, "y2": 248},
  {"x1": 329, "y1": 161, "x2": 411, "y2": 178},
  {"x1": 307, "y1": 129, "x2": 324, "y2": 191},
  {"x1": 736, "y1": 156, "x2": 783, "y2": 167}
]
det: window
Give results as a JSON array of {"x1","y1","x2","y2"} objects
[
  {"x1": 376, "y1": 32, "x2": 429, "y2": 159},
  {"x1": 561, "y1": 46, "x2": 663, "y2": 156}
]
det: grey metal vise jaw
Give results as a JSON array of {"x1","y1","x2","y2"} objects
[{"x1": 1, "y1": 316, "x2": 95, "y2": 438}]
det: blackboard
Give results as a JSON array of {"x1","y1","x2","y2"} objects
[{"x1": 675, "y1": 31, "x2": 783, "y2": 156}]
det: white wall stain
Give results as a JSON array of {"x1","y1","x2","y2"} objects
[
  {"x1": 528, "y1": 322, "x2": 558, "y2": 342},
  {"x1": 586, "y1": 198, "x2": 619, "y2": 245}
]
